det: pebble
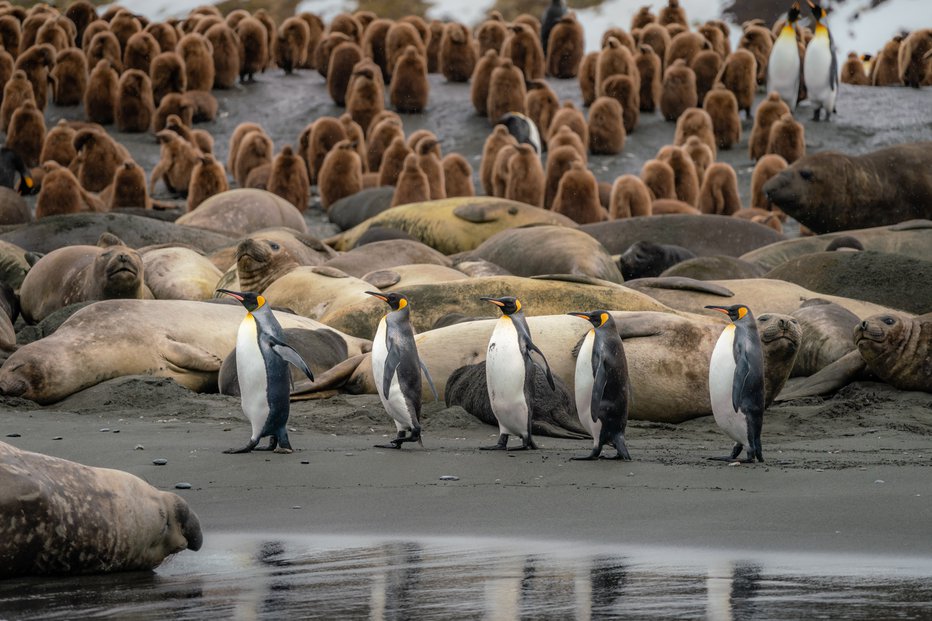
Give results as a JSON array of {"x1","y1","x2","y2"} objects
[
  {"x1": 135, "y1": 445, "x2": 145, "y2": 450},
  {"x1": 874, "y1": 479, "x2": 885, "y2": 484},
  {"x1": 174, "y1": 482, "x2": 192, "y2": 490},
  {"x1": 52, "y1": 436, "x2": 62, "y2": 440},
  {"x1": 815, "y1": 468, "x2": 824, "y2": 472},
  {"x1": 99, "y1": 428, "x2": 110, "y2": 433},
  {"x1": 291, "y1": 506, "x2": 301, "y2": 510},
  {"x1": 439, "y1": 475, "x2": 459, "y2": 481},
  {"x1": 300, "y1": 460, "x2": 310, "y2": 465},
  {"x1": 152, "y1": 459, "x2": 168, "y2": 466},
  {"x1": 5, "y1": 433, "x2": 20, "y2": 437}
]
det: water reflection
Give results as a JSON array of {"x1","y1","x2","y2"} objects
[{"x1": 1, "y1": 535, "x2": 931, "y2": 620}]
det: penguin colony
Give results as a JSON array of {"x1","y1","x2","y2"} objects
[{"x1": 0, "y1": 1, "x2": 927, "y2": 464}]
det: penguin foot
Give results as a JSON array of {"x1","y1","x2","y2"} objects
[
  {"x1": 273, "y1": 447, "x2": 293, "y2": 454},
  {"x1": 707, "y1": 455, "x2": 740, "y2": 462},
  {"x1": 373, "y1": 442, "x2": 403, "y2": 449},
  {"x1": 480, "y1": 434, "x2": 508, "y2": 450},
  {"x1": 602, "y1": 454, "x2": 631, "y2": 461},
  {"x1": 223, "y1": 446, "x2": 254, "y2": 454},
  {"x1": 570, "y1": 455, "x2": 598, "y2": 461}
]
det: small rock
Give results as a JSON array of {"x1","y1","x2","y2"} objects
[
  {"x1": 174, "y1": 482, "x2": 192, "y2": 490},
  {"x1": 439, "y1": 475, "x2": 459, "y2": 481},
  {"x1": 52, "y1": 436, "x2": 63, "y2": 440},
  {"x1": 134, "y1": 445, "x2": 145, "y2": 450},
  {"x1": 99, "y1": 428, "x2": 110, "y2": 433},
  {"x1": 291, "y1": 506, "x2": 301, "y2": 510},
  {"x1": 815, "y1": 468, "x2": 824, "y2": 472},
  {"x1": 727, "y1": 462, "x2": 740, "y2": 467},
  {"x1": 112, "y1": 429, "x2": 120, "y2": 434},
  {"x1": 5, "y1": 433, "x2": 20, "y2": 438},
  {"x1": 874, "y1": 479, "x2": 885, "y2": 484},
  {"x1": 300, "y1": 460, "x2": 310, "y2": 465},
  {"x1": 152, "y1": 459, "x2": 168, "y2": 466}
]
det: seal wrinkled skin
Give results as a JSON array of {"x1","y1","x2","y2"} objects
[
  {"x1": 854, "y1": 313, "x2": 932, "y2": 392},
  {"x1": 234, "y1": 230, "x2": 337, "y2": 293},
  {"x1": 757, "y1": 313, "x2": 802, "y2": 404}
]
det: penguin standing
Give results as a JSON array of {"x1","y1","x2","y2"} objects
[
  {"x1": 568, "y1": 310, "x2": 631, "y2": 460},
  {"x1": 217, "y1": 289, "x2": 314, "y2": 454},
  {"x1": 496, "y1": 112, "x2": 542, "y2": 155},
  {"x1": 540, "y1": 0, "x2": 567, "y2": 55},
  {"x1": 803, "y1": 0, "x2": 838, "y2": 121},
  {"x1": 481, "y1": 296, "x2": 555, "y2": 450},
  {"x1": 366, "y1": 291, "x2": 438, "y2": 449},
  {"x1": 705, "y1": 304, "x2": 765, "y2": 463},
  {"x1": 767, "y1": 2, "x2": 802, "y2": 109},
  {"x1": 0, "y1": 147, "x2": 34, "y2": 194}
]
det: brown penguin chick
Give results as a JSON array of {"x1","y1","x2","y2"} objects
[
  {"x1": 439, "y1": 22, "x2": 476, "y2": 82},
  {"x1": 205, "y1": 23, "x2": 240, "y2": 89},
  {"x1": 6, "y1": 100, "x2": 45, "y2": 167},
  {"x1": 673, "y1": 107, "x2": 716, "y2": 158},
  {"x1": 176, "y1": 33, "x2": 214, "y2": 93},
  {"x1": 385, "y1": 22, "x2": 425, "y2": 81},
  {"x1": 236, "y1": 17, "x2": 269, "y2": 83},
  {"x1": 328, "y1": 40, "x2": 364, "y2": 106},
  {"x1": 504, "y1": 143, "x2": 544, "y2": 207},
  {"x1": 698, "y1": 22, "x2": 728, "y2": 59},
  {"x1": 588, "y1": 96, "x2": 626, "y2": 155},
  {"x1": 634, "y1": 44, "x2": 662, "y2": 113},
  {"x1": 872, "y1": 35, "x2": 903, "y2": 85},
  {"x1": 840, "y1": 51, "x2": 869, "y2": 85},
  {"x1": 682, "y1": 135, "x2": 714, "y2": 183},
  {"x1": 163, "y1": 113, "x2": 195, "y2": 142},
  {"x1": 470, "y1": 49, "x2": 500, "y2": 117},
  {"x1": 596, "y1": 37, "x2": 640, "y2": 97},
  {"x1": 253, "y1": 9, "x2": 277, "y2": 69},
  {"x1": 486, "y1": 58, "x2": 526, "y2": 122},
  {"x1": 225, "y1": 9, "x2": 250, "y2": 30},
  {"x1": 346, "y1": 60, "x2": 385, "y2": 134},
  {"x1": 339, "y1": 113, "x2": 369, "y2": 173},
  {"x1": 656, "y1": 145, "x2": 699, "y2": 206},
  {"x1": 426, "y1": 19, "x2": 444, "y2": 74},
  {"x1": 72, "y1": 128, "x2": 130, "y2": 193},
  {"x1": 314, "y1": 32, "x2": 352, "y2": 81},
  {"x1": 303, "y1": 117, "x2": 347, "y2": 183},
  {"x1": 702, "y1": 82, "x2": 740, "y2": 150},
  {"x1": 145, "y1": 21, "x2": 179, "y2": 54},
  {"x1": 631, "y1": 6, "x2": 655, "y2": 30},
  {"x1": 766, "y1": 113, "x2": 805, "y2": 164},
  {"x1": 548, "y1": 102, "x2": 589, "y2": 153},
  {"x1": 150, "y1": 129, "x2": 200, "y2": 197},
  {"x1": 442, "y1": 153, "x2": 474, "y2": 197},
  {"x1": 190, "y1": 130, "x2": 213, "y2": 155},
  {"x1": 149, "y1": 52, "x2": 186, "y2": 106},
  {"x1": 490, "y1": 144, "x2": 517, "y2": 198},
  {"x1": 601, "y1": 28, "x2": 636, "y2": 53},
  {"x1": 601, "y1": 74, "x2": 640, "y2": 134},
  {"x1": 268, "y1": 145, "x2": 310, "y2": 211},
  {"x1": 898, "y1": 29, "x2": 932, "y2": 88},
  {"x1": 578, "y1": 51, "x2": 598, "y2": 106},
  {"x1": 552, "y1": 161, "x2": 606, "y2": 224},
  {"x1": 65, "y1": 0, "x2": 96, "y2": 47},
  {"x1": 738, "y1": 25, "x2": 772, "y2": 86},
  {"x1": 547, "y1": 124, "x2": 587, "y2": 161},
  {"x1": 86, "y1": 30, "x2": 123, "y2": 73},
  {"x1": 546, "y1": 14, "x2": 584, "y2": 79},
  {"x1": 525, "y1": 79, "x2": 560, "y2": 143},
  {"x1": 639, "y1": 23, "x2": 671, "y2": 69},
  {"x1": 109, "y1": 10, "x2": 141, "y2": 51},
  {"x1": 475, "y1": 17, "x2": 507, "y2": 56},
  {"x1": 640, "y1": 158, "x2": 676, "y2": 200},
  {"x1": 194, "y1": 16, "x2": 223, "y2": 37},
  {"x1": 152, "y1": 93, "x2": 194, "y2": 132},
  {"x1": 36, "y1": 17, "x2": 72, "y2": 52},
  {"x1": 543, "y1": 144, "x2": 584, "y2": 209},
  {"x1": 750, "y1": 153, "x2": 788, "y2": 211},
  {"x1": 329, "y1": 13, "x2": 363, "y2": 44},
  {"x1": 651, "y1": 198, "x2": 700, "y2": 215},
  {"x1": 353, "y1": 11, "x2": 376, "y2": 35},
  {"x1": 660, "y1": 58, "x2": 697, "y2": 121},
  {"x1": 502, "y1": 22, "x2": 545, "y2": 80},
  {"x1": 690, "y1": 48, "x2": 721, "y2": 104},
  {"x1": 0, "y1": 16, "x2": 21, "y2": 59},
  {"x1": 50, "y1": 48, "x2": 87, "y2": 107},
  {"x1": 35, "y1": 161, "x2": 104, "y2": 219},
  {"x1": 181, "y1": 90, "x2": 217, "y2": 123},
  {"x1": 390, "y1": 152, "x2": 431, "y2": 207},
  {"x1": 377, "y1": 136, "x2": 410, "y2": 187},
  {"x1": 361, "y1": 18, "x2": 392, "y2": 78},
  {"x1": 0, "y1": 44, "x2": 12, "y2": 103},
  {"x1": 658, "y1": 0, "x2": 687, "y2": 27},
  {"x1": 364, "y1": 116, "x2": 400, "y2": 174},
  {"x1": 415, "y1": 137, "x2": 445, "y2": 200},
  {"x1": 664, "y1": 31, "x2": 705, "y2": 68},
  {"x1": 717, "y1": 49, "x2": 757, "y2": 118},
  {"x1": 734, "y1": 207, "x2": 783, "y2": 232},
  {"x1": 100, "y1": 160, "x2": 150, "y2": 210},
  {"x1": 14, "y1": 42, "x2": 54, "y2": 111},
  {"x1": 317, "y1": 140, "x2": 362, "y2": 210},
  {"x1": 609, "y1": 174, "x2": 652, "y2": 218},
  {"x1": 39, "y1": 119, "x2": 77, "y2": 166},
  {"x1": 1, "y1": 70, "x2": 35, "y2": 133},
  {"x1": 514, "y1": 13, "x2": 541, "y2": 38},
  {"x1": 748, "y1": 91, "x2": 790, "y2": 161},
  {"x1": 697, "y1": 162, "x2": 741, "y2": 216},
  {"x1": 232, "y1": 130, "x2": 273, "y2": 189},
  {"x1": 480, "y1": 125, "x2": 518, "y2": 196},
  {"x1": 273, "y1": 16, "x2": 310, "y2": 75},
  {"x1": 123, "y1": 31, "x2": 159, "y2": 74},
  {"x1": 297, "y1": 12, "x2": 324, "y2": 70},
  {"x1": 244, "y1": 163, "x2": 270, "y2": 189},
  {"x1": 390, "y1": 46, "x2": 429, "y2": 113},
  {"x1": 228, "y1": 121, "x2": 263, "y2": 174},
  {"x1": 115, "y1": 69, "x2": 155, "y2": 133}
]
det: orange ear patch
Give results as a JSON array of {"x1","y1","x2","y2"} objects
[
  {"x1": 398, "y1": 297, "x2": 408, "y2": 309},
  {"x1": 256, "y1": 295, "x2": 266, "y2": 308},
  {"x1": 599, "y1": 312, "x2": 609, "y2": 326},
  {"x1": 514, "y1": 299, "x2": 522, "y2": 312},
  {"x1": 737, "y1": 306, "x2": 748, "y2": 320}
]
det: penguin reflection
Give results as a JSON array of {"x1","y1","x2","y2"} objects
[{"x1": 369, "y1": 542, "x2": 422, "y2": 621}]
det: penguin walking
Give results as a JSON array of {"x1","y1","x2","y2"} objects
[
  {"x1": 767, "y1": 2, "x2": 802, "y2": 109},
  {"x1": 481, "y1": 296, "x2": 555, "y2": 450},
  {"x1": 568, "y1": 310, "x2": 631, "y2": 461},
  {"x1": 217, "y1": 289, "x2": 314, "y2": 454},
  {"x1": 705, "y1": 304, "x2": 765, "y2": 463},
  {"x1": 366, "y1": 291, "x2": 438, "y2": 449},
  {"x1": 496, "y1": 112, "x2": 542, "y2": 155},
  {"x1": 540, "y1": 0, "x2": 567, "y2": 55},
  {"x1": 803, "y1": 0, "x2": 838, "y2": 121}
]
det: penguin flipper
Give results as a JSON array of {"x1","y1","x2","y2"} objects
[
  {"x1": 731, "y1": 336, "x2": 763, "y2": 414},
  {"x1": 419, "y1": 359, "x2": 439, "y2": 401},
  {"x1": 528, "y1": 343, "x2": 555, "y2": 391},
  {"x1": 270, "y1": 337, "x2": 314, "y2": 381}
]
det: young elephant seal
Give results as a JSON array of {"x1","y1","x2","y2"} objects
[{"x1": 854, "y1": 313, "x2": 931, "y2": 393}]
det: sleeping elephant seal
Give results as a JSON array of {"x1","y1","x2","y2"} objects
[
  {"x1": 363, "y1": 264, "x2": 468, "y2": 290},
  {"x1": 19, "y1": 233, "x2": 153, "y2": 324},
  {"x1": 327, "y1": 186, "x2": 395, "y2": 230},
  {"x1": 175, "y1": 189, "x2": 308, "y2": 237},
  {"x1": 0, "y1": 240, "x2": 30, "y2": 290},
  {"x1": 0, "y1": 441, "x2": 202, "y2": 578},
  {"x1": 142, "y1": 246, "x2": 223, "y2": 301},
  {"x1": 855, "y1": 312, "x2": 931, "y2": 393},
  {"x1": 762, "y1": 143, "x2": 932, "y2": 234},
  {"x1": 618, "y1": 240, "x2": 695, "y2": 280},
  {"x1": 262, "y1": 266, "x2": 373, "y2": 322},
  {"x1": 660, "y1": 255, "x2": 766, "y2": 280},
  {"x1": 323, "y1": 239, "x2": 451, "y2": 278}
]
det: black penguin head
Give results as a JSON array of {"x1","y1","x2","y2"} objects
[
  {"x1": 705, "y1": 304, "x2": 752, "y2": 322},
  {"x1": 807, "y1": 0, "x2": 826, "y2": 21},
  {"x1": 481, "y1": 296, "x2": 521, "y2": 316},
  {"x1": 366, "y1": 291, "x2": 408, "y2": 311},
  {"x1": 568, "y1": 310, "x2": 611, "y2": 328},
  {"x1": 788, "y1": 1, "x2": 801, "y2": 23},
  {"x1": 217, "y1": 289, "x2": 265, "y2": 312}
]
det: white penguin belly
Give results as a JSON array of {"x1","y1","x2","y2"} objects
[
  {"x1": 236, "y1": 315, "x2": 269, "y2": 441},
  {"x1": 804, "y1": 36, "x2": 836, "y2": 105},
  {"x1": 486, "y1": 318, "x2": 530, "y2": 437},
  {"x1": 371, "y1": 319, "x2": 414, "y2": 431},
  {"x1": 574, "y1": 331, "x2": 600, "y2": 445},
  {"x1": 709, "y1": 326, "x2": 749, "y2": 446},
  {"x1": 768, "y1": 34, "x2": 800, "y2": 103}
]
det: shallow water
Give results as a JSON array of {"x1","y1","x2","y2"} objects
[{"x1": 2, "y1": 534, "x2": 931, "y2": 619}]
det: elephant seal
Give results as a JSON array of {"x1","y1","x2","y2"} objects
[
  {"x1": 855, "y1": 312, "x2": 931, "y2": 393},
  {"x1": 0, "y1": 213, "x2": 233, "y2": 254},
  {"x1": 766, "y1": 251, "x2": 932, "y2": 315},
  {"x1": 660, "y1": 255, "x2": 766, "y2": 280},
  {"x1": 581, "y1": 214, "x2": 784, "y2": 257},
  {"x1": 0, "y1": 186, "x2": 31, "y2": 225},
  {"x1": 327, "y1": 186, "x2": 395, "y2": 230},
  {"x1": 20, "y1": 233, "x2": 153, "y2": 323},
  {"x1": 229, "y1": 228, "x2": 338, "y2": 293},
  {"x1": 0, "y1": 240, "x2": 29, "y2": 290},
  {"x1": 461, "y1": 225, "x2": 623, "y2": 284},
  {"x1": 618, "y1": 240, "x2": 695, "y2": 280},
  {"x1": 363, "y1": 264, "x2": 468, "y2": 290},
  {"x1": 0, "y1": 441, "x2": 202, "y2": 578},
  {"x1": 327, "y1": 197, "x2": 577, "y2": 254},
  {"x1": 762, "y1": 144, "x2": 932, "y2": 233},
  {"x1": 352, "y1": 226, "x2": 418, "y2": 248},
  {"x1": 142, "y1": 246, "x2": 223, "y2": 301},
  {"x1": 262, "y1": 266, "x2": 374, "y2": 323},
  {"x1": 323, "y1": 239, "x2": 451, "y2": 278},
  {"x1": 790, "y1": 299, "x2": 860, "y2": 377},
  {"x1": 295, "y1": 310, "x2": 799, "y2": 424},
  {"x1": 175, "y1": 189, "x2": 308, "y2": 237},
  {"x1": 741, "y1": 221, "x2": 932, "y2": 270},
  {"x1": 0, "y1": 299, "x2": 371, "y2": 404}
]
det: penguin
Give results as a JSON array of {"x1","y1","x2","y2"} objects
[
  {"x1": 767, "y1": 2, "x2": 802, "y2": 109},
  {"x1": 216, "y1": 289, "x2": 314, "y2": 454},
  {"x1": 480, "y1": 296, "x2": 555, "y2": 450},
  {"x1": 0, "y1": 147, "x2": 34, "y2": 195},
  {"x1": 540, "y1": 0, "x2": 567, "y2": 55},
  {"x1": 705, "y1": 304, "x2": 765, "y2": 463},
  {"x1": 495, "y1": 112, "x2": 542, "y2": 154},
  {"x1": 567, "y1": 310, "x2": 631, "y2": 460},
  {"x1": 803, "y1": 0, "x2": 837, "y2": 121},
  {"x1": 365, "y1": 291, "x2": 438, "y2": 449}
]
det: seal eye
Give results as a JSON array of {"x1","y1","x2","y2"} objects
[
  {"x1": 882, "y1": 317, "x2": 895, "y2": 325},
  {"x1": 799, "y1": 169, "x2": 814, "y2": 181},
  {"x1": 269, "y1": 242, "x2": 280, "y2": 250}
]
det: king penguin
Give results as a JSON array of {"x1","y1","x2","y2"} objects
[
  {"x1": 481, "y1": 295, "x2": 555, "y2": 450},
  {"x1": 767, "y1": 2, "x2": 803, "y2": 109},
  {"x1": 366, "y1": 291, "x2": 438, "y2": 449},
  {"x1": 568, "y1": 310, "x2": 631, "y2": 461},
  {"x1": 0, "y1": 147, "x2": 33, "y2": 194},
  {"x1": 705, "y1": 304, "x2": 765, "y2": 463},
  {"x1": 496, "y1": 112, "x2": 542, "y2": 155},
  {"x1": 540, "y1": 0, "x2": 567, "y2": 55},
  {"x1": 217, "y1": 289, "x2": 314, "y2": 454},
  {"x1": 803, "y1": 0, "x2": 838, "y2": 121}
]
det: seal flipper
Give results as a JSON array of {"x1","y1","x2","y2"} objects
[
  {"x1": 161, "y1": 338, "x2": 224, "y2": 373},
  {"x1": 775, "y1": 350, "x2": 867, "y2": 401},
  {"x1": 291, "y1": 354, "x2": 367, "y2": 397}
]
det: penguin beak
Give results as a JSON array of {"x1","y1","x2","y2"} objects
[
  {"x1": 480, "y1": 297, "x2": 505, "y2": 307},
  {"x1": 704, "y1": 305, "x2": 730, "y2": 315},
  {"x1": 365, "y1": 291, "x2": 389, "y2": 302},
  {"x1": 216, "y1": 289, "x2": 244, "y2": 301},
  {"x1": 567, "y1": 312, "x2": 591, "y2": 319}
]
